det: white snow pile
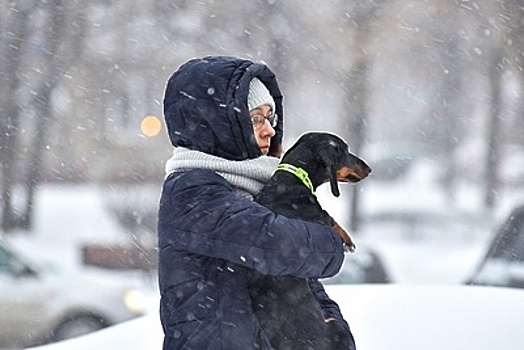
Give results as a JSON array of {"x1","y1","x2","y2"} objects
[{"x1": 29, "y1": 284, "x2": 524, "y2": 350}]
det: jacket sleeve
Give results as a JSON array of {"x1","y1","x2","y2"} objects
[{"x1": 158, "y1": 169, "x2": 345, "y2": 279}]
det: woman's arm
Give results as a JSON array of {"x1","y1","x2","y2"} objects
[{"x1": 158, "y1": 169, "x2": 344, "y2": 279}]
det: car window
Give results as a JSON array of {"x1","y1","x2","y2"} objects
[
  {"x1": 0, "y1": 244, "x2": 34, "y2": 278},
  {"x1": 0, "y1": 245, "x2": 16, "y2": 273},
  {"x1": 485, "y1": 207, "x2": 524, "y2": 263},
  {"x1": 503, "y1": 216, "x2": 524, "y2": 263}
]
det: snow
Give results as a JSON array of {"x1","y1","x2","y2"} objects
[
  {"x1": 29, "y1": 284, "x2": 524, "y2": 350},
  {"x1": 6, "y1": 174, "x2": 523, "y2": 349},
  {"x1": 1, "y1": 185, "x2": 158, "y2": 350},
  {"x1": 27, "y1": 314, "x2": 163, "y2": 350},
  {"x1": 358, "y1": 236, "x2": 487, "y2": 284},
  {"x1": 315, "y1": 157, "x2": 498, "y2": 285},
  {"x1": 6, "y1": 184, "x2": 130, "y2": 271},
  {"x1": 332, "y1": 285, "x2": 524, "y2": 350}
]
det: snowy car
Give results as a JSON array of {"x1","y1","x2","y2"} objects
[{"x1": 0, "y1": 240, "x2": 149, "y2": 348}]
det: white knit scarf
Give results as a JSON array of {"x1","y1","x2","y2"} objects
[{"x1": 165, "y1": 147, "x2": 280, "y2": 198}]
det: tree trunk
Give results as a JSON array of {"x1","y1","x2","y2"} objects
[
  {"x1": 23, "y1": 0, "x2": 74, "y2": 229},
  {"x1": 484, "y1": 51, "x2": 504, "y2": 209},
  {"x1": 345, "y1": 57, "x2": 370, "y2": 233},
  {"x1": 0, "y1": 7, "x2": 32, "y2": 232}
]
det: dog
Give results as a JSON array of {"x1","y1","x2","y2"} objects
[{"x1": 248, "y1": 132, "x2": 371, "y2": 350}]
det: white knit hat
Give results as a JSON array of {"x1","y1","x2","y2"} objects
[{"x1": 248, "y1": 77, "x2": 275, "y2": 112}]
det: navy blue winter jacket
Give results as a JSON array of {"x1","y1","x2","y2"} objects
[{"x1": 158, "y1": 56, "x2": 346, "y2": 349}]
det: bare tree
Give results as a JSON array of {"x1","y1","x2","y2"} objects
[
  {"x1": 3, "y1": 0, "x2": 522, "y2": 235},
  {"x1": 341, "y1": 0, "x2": 387, "y2": 232},
  {"x1": 0, "y1": 2, "x2": 35, "y2": 231},
  {"x1": 22, "y1": 1, "x2": 88, "y2": 229},
  {"x1": 504, "y1": 0, "x2": 524, "y2": 147},
  {"x1": 484, "y1": 49, "x2": 504, "y2": 208},
  {"x1": 480, "y1": 0, "x2": 518, "y2": 208},
  {"x1": 0, "y1": 1, "x2": 87, "y2": 231}
]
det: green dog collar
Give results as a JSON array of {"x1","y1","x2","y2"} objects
[{"x1": 274, "y1": 163, "x2": 315, "y2": 195}]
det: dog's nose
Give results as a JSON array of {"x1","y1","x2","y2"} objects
[
  {"x1": 346, "y1": 154, "x2": 371, "y2": 177},
  {"x1": 364, "y1": 163, "x2": 372, "y2": 175}
]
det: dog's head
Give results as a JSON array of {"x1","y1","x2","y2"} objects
[{"x1": 282, "y1": 132, "x2": 371, "y2": 197}]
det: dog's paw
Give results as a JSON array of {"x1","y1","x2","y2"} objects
[{"x1": 343, "y1": 242, "x2": 357, "y2": 254}]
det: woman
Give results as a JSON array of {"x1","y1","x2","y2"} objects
[{"x1": 158, "y1": 56, "x2": 353, "y2": 349}]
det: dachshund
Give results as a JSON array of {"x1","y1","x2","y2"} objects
[{"x1": 249, "y1": 132, "x2": 371, "y2": 350}]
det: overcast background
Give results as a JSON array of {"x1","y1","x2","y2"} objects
[{"x1": 1, "y1": 0, "x2": 523, "y2": 273}]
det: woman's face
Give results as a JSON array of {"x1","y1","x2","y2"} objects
[{"x1": 249, "y1": 104, "x2": 276, "y2": 155}]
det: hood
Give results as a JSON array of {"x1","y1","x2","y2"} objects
[{"x1": 163, "y1": 56, "x2": 284, "y2": 160}]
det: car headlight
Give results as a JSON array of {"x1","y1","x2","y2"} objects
[{"x1": 124, "y1": 289, "x2": 147, "y2": 314}]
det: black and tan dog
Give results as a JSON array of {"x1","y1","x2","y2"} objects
[{"x1": 249, "y1": 132, "x2": 371, "y2": 350}]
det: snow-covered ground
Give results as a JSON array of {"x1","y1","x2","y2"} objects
[{"x1": 30, "y1": 284, "x2": 524, "y2": 350}]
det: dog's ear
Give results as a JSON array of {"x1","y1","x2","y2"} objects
[
  {"x1": 329, "y1": 166, "x2": 340, "y2": 197},
  {"x1": 318, "y1": 146, "x2": 341, "y2": 197}
]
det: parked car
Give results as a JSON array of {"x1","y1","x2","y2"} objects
[
  {"x1": 468, "y1": 204, "x2": 524, "y2": 288},
  {"x1": 0, "y1": 240, "x2": 149, "y2": 348},
  {"x1": 322, "y1": 244, "x2": 391, "y2": 284}
]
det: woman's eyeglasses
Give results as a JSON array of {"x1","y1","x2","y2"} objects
[{"x1": 250, "y1": 113, "x2": 278, "y2": 130}]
